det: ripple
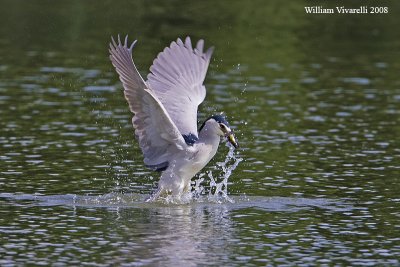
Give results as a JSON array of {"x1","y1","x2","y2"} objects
[
  {"x1": 341, "y1": 77, "x2": 370, "y2": 85},
  {"x1": 0, "y1": 193, "x2": 352, "y2": 212}
]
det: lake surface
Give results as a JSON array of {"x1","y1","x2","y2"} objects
[{"x1": 1, "y1": 0, "x2": 400, "y2": 265}]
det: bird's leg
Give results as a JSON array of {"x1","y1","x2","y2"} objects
[
  {"x1": 183, "y1": 180, "x2": 192, "y2": 194},
  {"x1": 145, "y1": 184, "x2": 173, "y2": 202}
]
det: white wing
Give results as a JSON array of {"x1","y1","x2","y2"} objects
[
  {"x1": 147, "y1": 37, "x2": 214, "y2": 143},
  {"x1": 109, "y1": 36, "x2": 187, "y2": 171}
]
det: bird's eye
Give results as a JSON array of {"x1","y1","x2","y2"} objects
[{"x1": 219, "y1": 124, "x2": 225, "y2": 129}]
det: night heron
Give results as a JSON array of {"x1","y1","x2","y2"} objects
[{"x1": 109, "y1": 35, "x2": 238, "y2": 200}]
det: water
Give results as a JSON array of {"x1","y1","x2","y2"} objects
[
  {"x1": 1, "y1": 0, "x2": 400, "y2": 265},
  {"x1": 0, "y1": 192, "x2": 353, "y2": 266}
]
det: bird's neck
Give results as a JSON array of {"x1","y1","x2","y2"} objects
[{"x1": 198, "y1": 124, "x2": 220, "y2": 146}]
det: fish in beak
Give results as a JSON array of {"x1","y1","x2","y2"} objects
[{"x1": 226, "y1": 132, "x2": 239, "y2": 149}]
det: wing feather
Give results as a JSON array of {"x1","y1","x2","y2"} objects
[
  {"x1": 109, "y1": 36, "x2": 186, "y2": 170},
  {"x1": 147, "y1": 37, "x2": 214, "y2": 138}
]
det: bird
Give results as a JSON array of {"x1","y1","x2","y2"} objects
[{"x1": 109, "y1": 35, "x2": 238, "y2": 200}]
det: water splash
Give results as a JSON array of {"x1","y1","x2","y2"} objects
[
  {"x1": 193, "y1": 143, "x2": 243, "y2": 203},
  {"x1": 113, "y1": 142, "x2": 243, "y2": 205}
]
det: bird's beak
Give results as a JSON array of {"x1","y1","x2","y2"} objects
[{"x1": 226, "y1": 132, "x2": 239, "y2": 149}]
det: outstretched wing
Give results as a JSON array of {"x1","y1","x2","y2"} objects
[
  {"x1": 109, "y1": 36, "x2": 187, "y2": 171},
  {"x1": 147, "y1": 37, "x2": 214, "y2": 144}
]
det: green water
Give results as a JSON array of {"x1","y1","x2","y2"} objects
[{"x1": 1, "y1": 0, "x2": 400, "y2": 265}]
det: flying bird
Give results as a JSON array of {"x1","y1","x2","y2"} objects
[{"x1": 109, "y1": 35, "x2": 238, "y2": 200}]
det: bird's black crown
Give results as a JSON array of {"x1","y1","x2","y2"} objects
[{"x1": 199, "y1": 114, "x2": 230, "y2": 132}]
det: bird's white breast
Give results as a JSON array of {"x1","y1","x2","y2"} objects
[{"x1": 180, "y1": 142, "x2": 218, "y2": 178}]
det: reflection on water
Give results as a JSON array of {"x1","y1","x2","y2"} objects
[
  {"x1": 2, "y1": 192, "x2": 397, "y2": 266},
  {"x1": 0, "y1": 193, "x2": 353, "y2": 266}
]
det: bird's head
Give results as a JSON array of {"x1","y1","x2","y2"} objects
[{"x1": 200, "y1": 114, "x2": 239, "y2": 148}]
